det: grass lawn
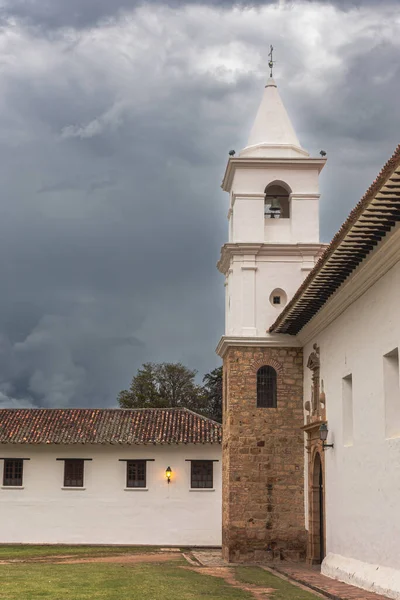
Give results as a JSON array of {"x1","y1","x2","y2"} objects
[
  {"x1": 0, "y1": 545, "x2": 161, "y2": 560},
  {"x1": 0, "y1": 562, "x2": 252, "y2": 600},
  {"x1": 235, "y1": 566, "x2": 320, "y2": 600},
  {"x1": 0, "y1": 547, "x2": 321, "y2": 600}
]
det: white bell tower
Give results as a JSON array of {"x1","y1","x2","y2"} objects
[{"x1": 217, "y1": 76, "x2": 327, "y2": 341}]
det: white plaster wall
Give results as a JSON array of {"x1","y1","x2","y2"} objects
[
  {"x1": 264, "y1": 218, "x2": 291, "y2": 243},
  {"x1": 291, "y1": 198, "x2": 319, "y2": 243},
  {"x1": 0, "y1": 444, "x2": 222, "y2": 546},
  {"x1": 302, "y1": 257, "x2": 400, "y2": 598},
  {"x1": 226, "y1": 261, "x2": 242, "y2": 336},
  {"x1": 255, "y1": 258, "x2": 311, "y2": 335},
  {"x1": 226, "y1": 253, "x2": 320, "y2": 337},
  {"x1": 233, "y1": 197, "x2": 265, "y2": 242},
  {"x1": 231, "y1": 165, "x2": 320, "y2": 197}
]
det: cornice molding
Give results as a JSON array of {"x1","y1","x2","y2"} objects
[
  {"x1": 231, "y1": 193, "x2": 320, "y2": 207},
  {"x1": 222, "y1": 157, "x2": 327, "y2": 192},
  {"x1": 216, "y1": 335, "x2": 302, "y2": 357},
  {"x1": 233, "y1": 193, "x2": 264, "y2": 200},
  {"x1": 298, "y1": 225, "x2": 400, "y2": 345},
  {"x1": 291, "y1": 194, "x2": 321, "y2": 200},
  {"x1": 239, "y1": 143, "x2": 310, "y2": 159},
  {"x1": 301, "y1": 419, "x2": 326, "y2": 433},
  {"x1": 217, "y1": 242, "x2": 327, "y2": 274}
]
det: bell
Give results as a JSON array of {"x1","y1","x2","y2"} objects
[
  {"x1": 270, "y1": 196, "x2": 281, "y2": 211},
  {"x1": 269, "y1": 196, "x2": 281, "y2": 218}
]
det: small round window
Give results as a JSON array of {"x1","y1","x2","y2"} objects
[{"x1": 269, "y1": 288, "x2": 287, "y2": 308}]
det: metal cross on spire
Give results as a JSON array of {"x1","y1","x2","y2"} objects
[{"x1": 268, "y1": 45, "x2": 275, "y2": 78}]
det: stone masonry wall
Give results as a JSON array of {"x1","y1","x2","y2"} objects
[{"x1": 222, "y1": 345, "x2": 306, "y2": 563}]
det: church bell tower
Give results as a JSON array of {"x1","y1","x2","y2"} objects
[{"x1": 217, "y1": 71, "x2": 326, "y2": 562}]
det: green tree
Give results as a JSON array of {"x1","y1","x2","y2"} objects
[
  {"x1": 203, "y1": 366, "x2": 223, "y2": 423},
  {"x1": 118, "y1": 363, "x2": 161, "y2": 408},
  {"x1": 118, "y1": 362, "x2": 208, "y2": 414}
]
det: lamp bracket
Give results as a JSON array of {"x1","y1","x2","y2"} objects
[{"x1": 322, "y1": 442, "x2": 334, "y2": 451}]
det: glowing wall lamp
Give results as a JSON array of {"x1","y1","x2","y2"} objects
[
  {"x1": 166, "y1": 466, "x2": 172, "y2": 484},
  {"x1": 319, "y1": 423, "x2": 334, "y2": 451}
]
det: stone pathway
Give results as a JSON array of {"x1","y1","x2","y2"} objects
[
  {"x1": 183, "y1": 565, "x2": 276, "y2": 600},
  {"x1": 270, "y1": 563, "x2": 390, "y2": 600},
  {"x1": 55, "y1": 552, "x2": 181, "y2": 565},
  {"x1": 191, "y1": 550, "x2": 229, "y2": 567},
  {"x1": 0, "y1": 551, "x2": 181, "y2": 565},
  {"x1": 189, "y1": 551, "x2": 391, "y2": 600}
]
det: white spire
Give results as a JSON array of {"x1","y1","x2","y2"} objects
[{"x1": 240, "y1": 78, "x2": 309, "y2": 159}]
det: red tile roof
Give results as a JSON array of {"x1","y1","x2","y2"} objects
[
  {"x1": 270, "y1": 144, "x2": 400, "y2": 335},
  {"x1": 0, "y1": 408, "x2": 222, "y2": 445}
]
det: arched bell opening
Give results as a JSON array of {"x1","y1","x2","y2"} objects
[{"x1": 264, "y1": 183, "x2": 291, "y2": 219}]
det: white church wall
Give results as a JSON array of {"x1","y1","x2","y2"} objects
[
  {"x1": 0, "y1": 443, "x2": 222, "y2": 546},
  {"x1": 302, "y1": 256, "x2": 400, "y2": 598},
  {"x1": 383, "y1": 348, "x2": 400, "y2": 438}
]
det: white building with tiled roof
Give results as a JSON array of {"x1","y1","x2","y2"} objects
[
  {"x1": 0, "y1": 408, "x2": 222, "y2": 546},
  {"x1": 218, "y1": 71, "x2": 400, "y2": 599}
]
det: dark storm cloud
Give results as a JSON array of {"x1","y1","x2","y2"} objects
[
  {"x1": 0, "y1": 11, "x2": 231, "y2": 407},
  {"x1": 1, "y1": 0, "x2": 235, "y2": 29},
  {"x1": 0, "y1": 2, "x2": 398, "y2": 408},
  {"x1": 1, "y1": 0, "x2": 398, "y2": 31}
]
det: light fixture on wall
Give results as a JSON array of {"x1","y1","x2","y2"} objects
[
  {"x1": 319, "y1": 423, "x2": 334, "y2": 451},
  {"x1": 166, "y1": 466, "x2": 172, "y2": 484}
]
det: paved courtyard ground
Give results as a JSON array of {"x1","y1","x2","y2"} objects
[{"x1": 0, "y1": 546, "x2": 390, "y2": 600}]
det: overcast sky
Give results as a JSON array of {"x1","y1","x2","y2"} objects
[{"x1": 0, "y1": 0, "x2": 398, "y2": 409}]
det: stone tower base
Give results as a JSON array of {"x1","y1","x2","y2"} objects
[{"x1": 222, "y1": 344, "x2": 307, "y2": 563}]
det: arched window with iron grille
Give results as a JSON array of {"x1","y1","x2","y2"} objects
[{"x1": 257, "y1": 366, "x2": 277, "y2": 408}]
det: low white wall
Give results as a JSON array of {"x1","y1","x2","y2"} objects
[
  {"x1": 322, "y1": 553, "x2": 400, "y2": 600},
  {"x1": 0, "y1": 443, "x2": 222, "y2": 546},
  {"x1": 302, "y1": 253, "x2": 400, "y2": 594}
]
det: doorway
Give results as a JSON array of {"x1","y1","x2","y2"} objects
[{"x1": 312, "y1": 452, "x2": 325, "y2": 563}]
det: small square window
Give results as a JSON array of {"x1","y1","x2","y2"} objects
[
  {"x1": 191, "y1": 461, "x2": 213, "y2": 489},
  {"x1": 3, "y1": 459, "x2": 23, "y2": 486},
  {"x1": 273, "y1": 296, "x2": 281, "y2": 305},
  {"x1": 64, "y1": 459, "x2": 84, "y2": 487},
  {"x1": 126, "y1": 460, "x2": 146, "y2": 488}
]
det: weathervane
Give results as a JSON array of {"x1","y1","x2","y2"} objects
[{"x1": 268, "y1": 45, "x2": 275, "y2": 78}]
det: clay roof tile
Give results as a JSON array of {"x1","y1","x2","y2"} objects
[{"x1": 0, "y1": 408, "x2": 222, "y2": 445}]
